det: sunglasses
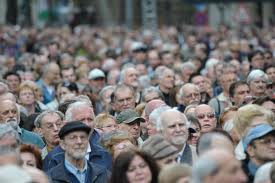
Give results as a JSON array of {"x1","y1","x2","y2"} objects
[{"x1": 197, "y1": 113, "x2": 215, "y2": 120}]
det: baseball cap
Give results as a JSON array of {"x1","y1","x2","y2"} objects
[
  {"x1": 116, "y1": 109, "x2": 145, "y2": 124},
  {"x1": 88, "y1": 68, "x2": 105, "y2": 80},
  {"x1": 58, "y1": 121, "x2": 91, "y2": 139},
  {"x1": 243, "y1": 124, "x2": 275, "y2": 151}
]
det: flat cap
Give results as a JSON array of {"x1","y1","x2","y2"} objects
[
  {"x1": 58, "y1": 121, "x2": 91, "y2": 139},
  {"x1": 142, "y1": 134, "x2": 178, "y2": 159},
  {"x1": 116, "y1": 109, "x2": 145, "y2": 124}
]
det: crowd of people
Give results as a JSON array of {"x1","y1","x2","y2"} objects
[{"x1": 0, "y1": 23, "x2": 274, "y2": 183}]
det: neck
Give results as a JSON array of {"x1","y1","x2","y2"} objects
[
  {"x1": 24, "y1": 105, "x2": 35, "y2": 115},
  {"x1": 250, "y1": 157, "x2": 265, "y2": 167},
  {"x1": 159, "y1": 85, "x2": 170, "y2": 94},
  {"x1": 175, "y1": 143, "x2": 185, "y2": 150},
  {"x1": 66, "y1": 154, "x2": 85, "y2": 170},
  {"x1": 43, "y1": 77, "x2": 51, "y2": 86}
]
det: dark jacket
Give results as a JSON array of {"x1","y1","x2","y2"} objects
[
  {"x1": 241, "y1": 159, "x2": 255, "y2": 183},
  {"x1": 47, "y1": 160, "x2": 110, "y2": 183},
  {"x1": 43, "y1": 131, "x2": 112, "y2": 171}
]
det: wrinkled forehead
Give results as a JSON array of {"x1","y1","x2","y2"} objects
[{"x1": 195, "y1": 105, "x2": 214, "y2": 114}]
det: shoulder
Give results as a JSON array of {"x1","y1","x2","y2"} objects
[{"x1": 20, "y1": 128, "x2": 45, "y2": 149}]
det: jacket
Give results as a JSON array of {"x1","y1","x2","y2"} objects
[
  {"x1": 47, "y1": 160, "x2": 110, "y2": 183},
  {"x1": 43, "y1": 131, "x2": 112, "y2": 171}
]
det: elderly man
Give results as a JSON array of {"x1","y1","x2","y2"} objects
[
  {"x1": 43, "y1": 101, "x2": 112, "y2": 171},
  {"x1": 120, "y1": 64, "x2": 139, "y2": 90},
  {"x1": 156, "y1": 66, "x2": 177, "y2": 107},
  {"x1": 0, "y1": 100, "x2": 45, "y2": 150},
  {"x1": 36, "y1": 63, "x2": 61, "y2": 104},
  {"x1": 208, "y1": 72, "x2": 237, "y2": 116},
  {"x1": 177, "y1": 83, "x2": 201, "y2": 112},
  {"x1": 242, "y1": 124, "x2": 275, "y2": 182},
  {"x1": 141, "y1": 86, "x2": 164, "y2": 103},
  {"x1": 157, "y1": 108, "x2": 196, "y2": 165},
  {"x1": 116, "y1": 109, "x2": 145, "y2": 146},
  {"x1": 34, "y1": 110, "x2": 64, "y2": 152},
  {"x1": 192, "y1": 149, "x2": 247, "y2": 183},
  {"x1": 247, "y1": 69, "x2": 269, "y2": 98},
  {"x1": 190, "y1": 74, "x2": 211, "y2": 104},
  {"x1": 111, "y1": 84, "x2": 136, "y2": 115},
  {"x1": 194, "y1": 104, "x2": 217, "y2": 134},
  {"x1": 229, "y1": 80, "x2": 251, "y2": 107},
  {"x1": 47, "y1": 121, "x2": 110, "y2": 183}
]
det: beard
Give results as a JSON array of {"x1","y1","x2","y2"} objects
[
  {"x1": 170, "y1": 135, "x2": 188, "y2": 146},
  {"x1": 6, "y1": 119, "x2": 19, "y2": 131},
  {"x1": 70, "y1": 150, "x2": 86, "y2": 160}
]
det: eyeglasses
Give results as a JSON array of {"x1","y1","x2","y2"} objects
[{"x1": 197, "y1": 113, "x2": 215, "y2": 120}]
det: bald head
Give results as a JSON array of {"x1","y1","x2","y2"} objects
[{"x1": 145, "y1": 99, "x2": 166, "y2": 120}]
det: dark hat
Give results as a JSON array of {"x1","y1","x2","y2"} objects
[
  {"x1": 116, "y1": 109, "x2": 145, "y2": 124},
  {"x1": 142, "y1": 134, "x2": 178, "y2": 159},
  {"x1": 58, "y1": 121, "x2": 91, "y2": 139}
]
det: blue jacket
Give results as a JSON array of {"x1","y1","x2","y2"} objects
[
  {"x1": 43, "y1": 131, "x2": 112, "y2": 171},
  {"x1": 36, "y1": 79, "x2": 55, "y2": 104},
  {"x1": 47, "y1": 160, "x2": 110, "y2": 183}
]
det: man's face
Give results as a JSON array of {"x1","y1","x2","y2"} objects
[
  {"x1": 160, "y1": 69, "x2": 175, "y2": 90},
  {"x1": 71, "y1": 106, "x2": 95, "y2": 130},
  {"x1": 48, "y1": 64, "x2": 61, "y2": 85},
  {"x1": 221, "y1": 73, "x2": 237, "y2": 93},
  {"x1": 232, "y1": 84, "x2": 250, "y2": 106},
  {"x1": 118, "y1": 121, "x2": 141, "y2": 140},
  {"x1": 0, "y1": 100, "x2": 18, "y2": 124},
  {"x1": 19, "y1": 88, "x2": 35, "y2": 106},
  {"x1": 195, "y1": 105, "x2": 217, "y2": 133},
  {"x1": 6, "y1": 75, "x2": 20, "y2": 92},
  {"x1": 114, "y1": 88, "x2": 135, "y2": 112},
  {"x1": 266, "y1": 67, "x2": 275, "y2": 83},
  {"x1": 161, "y1": 111, "x2": 188, "y2": 147},
  {"x1": 208, "y1": 153, "x2": 247, "y2": 183},
  {"x1": 60, "y1": 131, "x2": 89, "y2": 160},
  {"x1": 40, "y1": 113, "x2": 63, "y2": 147},
  {"x1": 249, "y1": 77, "x2": 267, "y2": 97},
  {"x1": 182, "y1": 68, "x2": 194, "y2": 83},
  {"x1": 192, "y1": 76, "x2": 207, "y2": 92},
  {"x1": 251, "y1": 53, "x2": 264, "y2": 69},
  {"x1": 61, "y1": 68, "x2": 76, "y2": 82},
  {"x1": 148, "y1": 51, "x2": 160, "y2": 69},
  {"x1": 124, "y1": 68, "x2": 139, "y2": 88},
  {"x1": 181, "y1": 85, "x2": 201, "y2": 106},
  {"x1": 248, "y1": 133, "x2": 275, "y2": 165}
]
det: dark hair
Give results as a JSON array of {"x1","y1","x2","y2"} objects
[
  {"x1": 3, "y1": 71, "x2": 21, "y2": 82},
  {"x1": 186, "y1": 114, "x2": 201, "y2": 130},
  {"x1": 58, "y1": 99, "x2": 77, "y2": 114},
  {"x1": 60, "y1": 81, "x2": 78, "y2": 93},
  {"x1": 264, "y1": 63, "x2": 275, "y2": 73},
  {"x1": 248, "y1": 50, "x2": 263, "y2": 62},
  {"x1": 20, "y1": 144, "x2": 43, "y2": 170},
  {"x1": 252, "y1": 96, "x2": 275, "y2": 106},
  {"x1": 110, "y1": 150, "x2": 159, "y2": 183},
  {"x1": 229, "y1": 80, "x2": 248, "y2": 98}
]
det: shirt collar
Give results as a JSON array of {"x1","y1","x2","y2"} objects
[
  {"x1": 65, "y1": 158, "x2": 87, "y2": 174},
  {"x1": 85, "y1": 143, "x2": 91, "y2": 160},
  {"x1": 177, "y1": 144, "x2": 186, "y2": 162},
  {"x1": 17, "y1": 127, "x2": 22, "y2": 135}
]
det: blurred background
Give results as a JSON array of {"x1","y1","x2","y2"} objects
[{"x1": 0, "y1": 0, "x2": 274, "y2": 30}]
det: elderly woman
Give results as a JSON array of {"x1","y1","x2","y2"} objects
[
  {"x1": 233, "y1": 104, "x2": 275, "y2": 160},
  {"x1": 94, "y1": 113, "x2": 117, "y2": 135},
  {"x1": 247, "y1": 69, "x2": 269, "y2": 98},
  {"x1": 101, "y1": 130, "x2": 136, "y2": 159}
]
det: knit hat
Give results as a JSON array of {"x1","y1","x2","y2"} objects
[{"x1": 142, "y1": 134, "x2": 178, "y2": 159}]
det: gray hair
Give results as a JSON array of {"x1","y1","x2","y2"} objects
[
  {"x1": 0, "y1": 123, "x2": 21, "y2": 145},
  {"x1": 180, "y1": 62, "x2": 196, "y2": 72},
  {"x1": 254, "y1": 162, "x2": 273, "y2": 183},
  {"x1": 34, "y1": 110, "x2": 64, "y2": 128},
  {"x1": 154, "y1": 66, "x2": 167, "y2": 81},
  {"x1": 191, "y1": 155, "x2": 219, "y2": 183},
  {"x1": 141, "y1": 86, "x2": 164, "y2": 102},
  {"x1": 138, "y1": 75, "x2": 151, "y2": 90},
  {"x1": 65, "y1": 101, "x2": 92, "y2": 121},
  {"x1": 149, "y1": 106, "x2": 171, "y2": 129},
  {"x1": 247, "y1": 69, "x2": 268, "y2": 84},
  {"x1": 119, "y1": 63, "x2": 136, "y2": 83},
  {"x1": 178, "y1": 83, "x2": 199, "y2": 99},
  {"x1": 197, "y1": 132, "x2": 222, "y2": 155},
  {"x1": 157, "y1": 108, "x2": 188, "y2": 131},
  {"x1": 99, "y1": 85, "x2": 115, "y2": 101}
]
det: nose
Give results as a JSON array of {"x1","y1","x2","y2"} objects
[
  {"x1": 76, "y1": 136, "x2": 83, "y2": 144},
  {"x1": 53, "y1": 124, "x2": 58, "y2": 131}
]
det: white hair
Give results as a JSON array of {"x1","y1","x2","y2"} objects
[
  {"x1": 65, "y1": 101, "x2": 92, "y2": 121},
  {"x1": 156, "y1": 108, "x2": 188, "y2": 131},
  {"x1": 119, "y1": 63, "x2": 136, "y2": 83},
  {"x1": 180, "y1": 62, "x2": 196, "y2": 72},
  {"x1": 149, "y1": 106, "x2": 171, "y2": 128},
  {"x1": 247, "y1": 69, "x2": 268, "y2": 84},
  {"x1": 254, "y1": 162, "x2": 273, "y2": 183}
]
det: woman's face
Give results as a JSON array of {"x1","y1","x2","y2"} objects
[
  {"x1": 20, "y1": 152, "x2": 37, "y2": 168},
  {"x1": 101, "y1": 118, "x2": 117, "y2": 134},
  {"x1": 126, "y1": 155, "x2": 152, "y2": 183},
  {"x1": 113, "y1": 140, "x2": 135, "y2": 159},
  {"x1": 157, "y1": 153, "x2": 178, "y2": 169},
  {"x1": 19, "y1": 88, "x2": 35, "y2": 106}
]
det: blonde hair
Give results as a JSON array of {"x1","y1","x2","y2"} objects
[
  {"x1": 94, "y1": 113, "x2": 116, "y2": 129},
  {"x1": 233, "y1": 104, "x2": 275, "y2": 137}
]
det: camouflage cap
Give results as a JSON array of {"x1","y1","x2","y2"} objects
[{"x1": 116, "y1": 109, "x2": 145, "y2": 124}]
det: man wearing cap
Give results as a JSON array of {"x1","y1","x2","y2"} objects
[
  {"x1": 116, "y1": 109, "x2": 145, "y2": 147},
  {"x1": 47, "y1": 121, "x2": 110, "y2": 183},
  {"x1": 242, "y1": 124, "x2": 275, "y2": 182}
]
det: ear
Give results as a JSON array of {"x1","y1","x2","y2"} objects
[
  {"x1": 246, "y1": 144, "x2": 255, "y2": 158},
  {"x1": 34, "y1": 127, "x2": 43, "y2": 137},
  {"x1": 59, "y1": 140, "x2": 66, "y2": 150}
]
